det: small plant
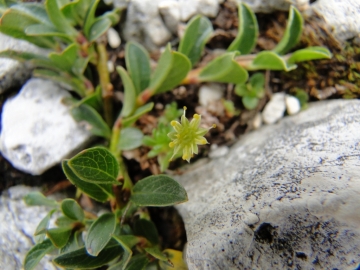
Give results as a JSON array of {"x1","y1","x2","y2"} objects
[
  {"x1": 235, "y1": 73, "x2": 265, "y2": 110},
  {"x1": 0, "y1": 1, "x2": 334, "y2": 269}
]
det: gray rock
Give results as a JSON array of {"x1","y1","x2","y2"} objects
[
  {"x1": 0, "y1": 33, "x2": 48, "y2": 94},
  {"x1": 122, "y1": 0, "x2": 172, "y2": 51},
  {"x1": 159, "y1": 0, "x2": 181, "y2": 34},
  {"x1": 262, "y1": 92, "x2": 286, "y2": 124},
  {"x1": 179, "y1": 0, "x2": 219, "y2": 22},
  {"x1": 312, "y1": 0, "x2": 360, "y2": 41},
  {"x1": 0, "y1": 78, "x2": 92, "y2": 175},
  {"x1": 175, "y1": 100, "x2": 360, "y2": 269},
  {"x1": 229, "y1": 0, "x2": 309, "y2": 13},
  {"x1": 0, "y1": 186, "x2": 60, "y2": 270}
]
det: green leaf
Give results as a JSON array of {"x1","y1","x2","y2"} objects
[
  {"x1": 249, "y1": 72, "x2": 265, "y2": 93},
  {"x1": 62, "y1": 160, "x2": 114, "y2": 202},
  {"x1": 11, "y1": 3, "x2": 51, "y2": 25},
  {"x1": 49, "y1": 43, "x2": 79, "y2": 73},
  {"x1": 34, "y1": 210, "x2": 56, "y2": 243},
  {"x1": 242, "y1": 96, "x2": 259, "y2": 110},
  {"x1": 145, "y1": 247, "x2": 168, "y2": 261},
  {"x1": 24, "y1": 239, "x2": 55, "y2": 270},
  {"x1": 228, "y1": 3, "x2": 258, "y2": 54},
  {"x1": 56, "y1": 215, "x2": 77, "y2": 227},
  {"x1": 71, "y1": 103, "x2": 111, "y2": 139},
  {"x1": 61, "y1": 199, "x2": 84, "y2": 221},
  {"x1": 54, "y1": 239, "x2": 123, "y2": 269},
  {"x1": 45, "y1": 0, "x2": 77, "y2": 36},
  {"x1": 23, "y1": 192, "x2": 58, "y2": 208},
  {"x1": 86, "y1": 213, "x2": 116, "y2": 256},
  {"x1": 178, "y1": 15, "x2": 213, "y2": 66},
  {"x1": 83, "y1": 0, "x2": 99, "y2": 40},
  {"x1": 116, "y1": 66, "x2": 137, "y2": 118},
  {"x1": 61, "y1": 0, "x2": 91, "y2": 26},
  {"x1": 125, "y1": 254, "x2": 150, "y2": 270},
  {"x1": 112, "y1": 235, "x2": 141, "y2": 270},
  {"x1": 25, "y1": 24, "x2": 73, "y2": 42},
  {"x1": 287, "y1": 46, "x2": 332, "y2": 64},
  {"x1": 125, "y1": 41, "x2": 151, "y2": 95},
  {"x1": 149, "y1": 44, "x2": 191, "y2": 94},
  {"x1": 118, "y1": 127, "x2": 144, "y2": 151},
  {"x1": 198, "y1": 52, "x2": 248, "y2": 84},
  {"x1": 77, "y1": 85, "x2": 102, "y2": 111},
  {"x1": 60, "y1": 231, "x2": 84, "y2": 254},
  {"x1": 133, "y1": 219, "x2": 159, "y2": 245},
  {"x1": 67, "y1": 147, "x2": 119, "y2": 184},
  {"x1": 122, "y1": 102, "x2": 154, "y2": 127},
  {"x1": 131, "y1": 175, "x2": 188, "y2": 207},
  {"x1": 88, "y1": 17, "x2": 111, "y2": 42},
  {"x1": 250, "y1": 51, "x2": 297, "y2": 71},
  {"x1": 273, "y1": 6, "x2": 303, "y2": 55},
  {"x1": 47, "y1": 227, "x2": 72, "y2": 248}
]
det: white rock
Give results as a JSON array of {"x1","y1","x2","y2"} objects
[
  {"x1": 312, "y1": 0, "x2": 360, "y2": 41},
  {"x1": 262, "y1": 92, "x2": 286, "y2": 124},
  {"x1": 179, "y1": 0, "x2": 219, "y2": 21},
  {"x1": 209, "y1": 144, "x2": 229, "y2": 159},
  {"x1": 175, "y1": 99, "x2": 360, "y2": 269},
  {"x1": 0, "y1": 33, "x2": 48, "y2": 94},
  {"x1": 0, "y1": 78, "x2": 92, "y2": 175},
  {"x1": 104, "y1": 0, "x2": 129, "y2": 8},
  {"x1": 107, "y1": 27, "x2": 121, "y2": 48},
  {"x1": 252, "y1": 112, "x2": 262, "y2": 129},
  {"x1": 122, "y1": 0, "x2": 172, "y2": 51},
  {"x1": 107, "y1": 60, "x2": 115, "y2": 73},
  {"x1": 229, "y1": 0, "x2": 309, "y2": 13},
  {"x1": 158, "y1": 0, "x2": 180, "y2": 34},
  {"x1": 198, "y1": 83, "x2": 224, "y2": 107},
  {"x1": 0, "y1": 186, "x2": 62, "y2": 270},
  {"x1": 285, "y1": 94, "x2": 301, "y2": 115}
]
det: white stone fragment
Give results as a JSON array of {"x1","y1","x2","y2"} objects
[
  {"x1": 262, "y1": 92, "x2": 286, "y2": 124},
  {"x1": 107, "y1": 60, "x2": 115, "y2": 73},
  {"x1": 209, "y1": 144, "x2": 229, "y2": 159},
  {"x1": 252, "y1": 112, "x2": 262, "y2": 129},
  {"x1": 179, "y1": 0, "x2": 219, "y2": 21},
  {"x1": 0, "y1": 78, "x2": 92, "y2": 175},
  {"x1": 285, "y1": 94, "x2": 301, "y2": 115},
  {"x1": 198, "y1": 83, "x2": 224, "y2": 107},
  {"x1": 158, "y1": 0, "x2": 180, "y2": 34},
  {"x1": 122, "y1": 0, "x2": 172, "y2": 51},
  {"x1": 229, "y1": 0, "x2": 309, "y2": 13},
  {"x1": 107, "y1": 27, "x2": 121, "y2": 48},
  {"x1": 175, "y1": 99, "x2": 360, "y2": 269},
  {"x1": 312, "y1": 0, "x2": 360, "y2": 41},
  {"x1": 0, "y1": 33, "x2": 48, "y2": 94}
]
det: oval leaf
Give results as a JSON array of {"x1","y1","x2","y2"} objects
[
  {"x1": 122, "y1": 102, "x2": 154, "y2": 127},
  {"x1": 83, "y1": 0, "x2": 99, "y2": 39},
  {"x1": 242, "y1": 96, "x2": 259, "y2": 110},
  {"x1": 62, "y1": 160, "x2": 114, "y2": 202},
  {"x1": 61, "y1": 199, "x2": 85, "y2": 221},
  {"x1": 71, "y1": 103, "x2": 111, "y2": 139},
  {"x1": 125, "y1": 41, "x2": 151, "y2": 95},
  {"x1": 111, "y1": 235, "x2": 141, "y2": 269},
  {"x1": 49, "y1": 43, "x2": 79, "y2": 73},
  {"x1": 116, "y1": 66, "x2": 136, "y2": 118},
  {"x1": 130, "y1": 175, "x2": 188, "y2": 207},
  {"x1": 86, "y1": 213, "x2": 116, "y2": 256},
  {"x1": 24, "y1": 239, "x2": 55, "y2": 270},
  {"x1": 198, "y1": 52, "x2": 248, "y2": 84},
  {"x1": 88, "y1": 17, "x2": 111, "y2": 42},
  {"x1": 54, "y1": 239, "x2": 122, "y2": 269},
  {"x1": 125, "y1": 254, "x2": 150, "y2": 270},
  {"x1": 45, "y1": 0, "x2": 77, "y2": 36},
  {"x1": 145, "y1": 247, "x2": 168, "y2": 261},
  {"x1": 228, "y1": 3, "x2": 258, "y2": 54},
  {"x1": 133, "y1": 219, "x2": 159, "y2": 245},
  {"x1": 273, "y1": 6, "x2": 303, "y2": 55},
  {"x1": 118, "y1": 127, "x2": 144, "y2": 151},
  {"x1": 68, "y1": 147, "x2": 119, "y2": 184},
  {"x1": 250, "y1": 51, "x2": 297, "y2": 71},
  {"x1": 178, "y1": 15, "x2": 213, "y2": 66},
  {"x1": 287, "y1": 46, "x2": 332, "y2": 65},
  {"x1": 149, "y1": 44, "x2": 191, "y2": 94},
  {"x1": 24, "y1": 192, "x2": 58, "y2": 208},
  {"x1": 47, "y1": 227, "x2": 72, "y2": 248}
]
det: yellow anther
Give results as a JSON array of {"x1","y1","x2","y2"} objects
[
  {"x1": 169, "y1": 142, "x2": 175, "y2": 148},
  {"x1": 193, "y1": 114, "x2": 200, "y2": 119},
  {"x1": 170, "y1": 120, "x2": 177, "y2": 126}
]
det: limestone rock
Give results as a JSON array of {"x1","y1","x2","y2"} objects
[
  {"x1": 175, "y1": 100, "x2": 360, "y2": 269},
  {"x1": 0, "y1": 78, "x2": 92, "y2": 175},
  {"x1": 0, "y1": 186, "x2": 60, "y2": 270},
  {"x1": 122, "y1": 0, "x2": 172, "y2": 51},
  {"x1": 285, "y1": 94, "x2": 301, "y2": 115},
  {"x1": 312, "y1": 0, "x2": 360, "y2": 41},
  {"x1": 198, "y1": 83, "x2": 224, "y2": 107},
  {"x1": 262, "y1": 92, "x2": 286, "y2": 124},
  {"x1": 159, "y1": 0, "x2": 181, "y2": 34},
  {"x1": 229, "y1": 0, "x2": 309, "y2": 13},
  {"x1": 0, "y1": 33, "x2": 48, "y2": 94},
  {"x1": 179, "y1": 0, "x2": 219, "y2": 21}
]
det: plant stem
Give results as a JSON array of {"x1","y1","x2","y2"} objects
[{"x1": 96, "y1": 42, "x2": 113, "y2": 126}]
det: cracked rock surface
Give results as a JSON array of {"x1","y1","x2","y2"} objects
[
  {"x1": 0, "y1": 186, "x2": 60, "y2": 270},
  {"x1": 175, "y1": 99, "x2": 360, "y2": 269}
]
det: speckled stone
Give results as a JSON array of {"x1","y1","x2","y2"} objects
[{"x1": 175, "y1": 99, "x2": 360, "y2": 269}]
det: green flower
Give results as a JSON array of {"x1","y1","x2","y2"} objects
[{"x1": 168, "y1": 106, "x2": 215, "y2": 162}]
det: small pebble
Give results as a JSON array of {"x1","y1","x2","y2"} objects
[
  {"x1": 107, "y1": 27, "x2": 121, "y2": 49},
  {"x1": 285, "y1": 95, "x2": 301, "y2": 115},
  {"x1": 252, "y1": 113, "x2": 262, "y2": 129},
  {"x1": 199, "y1": 83, "x2": 224, "y2": 107},
  {"x1": 262, "y1": 92, "x2": 286, "y2": 124},
  {"x1": 107, "y1": 60, "x2": 114, "y2": 73}
]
